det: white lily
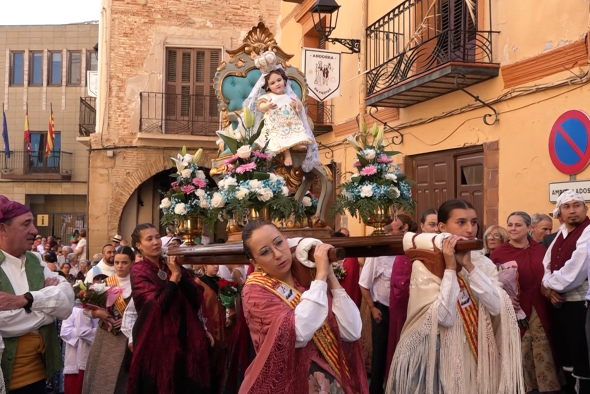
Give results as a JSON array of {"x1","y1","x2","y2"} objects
[{"x1": 346, "y1": 135, "x2": 362, "y2": 151}]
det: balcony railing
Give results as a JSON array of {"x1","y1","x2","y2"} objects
[
  {"x1": 140, "y1": 92, "x2": 220, "y2": 136},
  {"x1": 79, "y1": 97, "x2": 96, "y2": 137},
  {"x1": 307, "y1": 101, "x2": 334, "y2": 136},
  {"x1": 0, "y1": 150, "x2": 73, "y2": 180},
  {"x1": 365, "y1": 0, "x2": 499, "y2": 107}
]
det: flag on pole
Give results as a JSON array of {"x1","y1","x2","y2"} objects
[
  {"x1": 2, "y1": 107, "x2": 9, "y2": 159},
  {"x1": 24, "y1": 109, "x2": 31, "y2": 154},
  {"x1": 46, "y1": 105, "x2": 55, "y2": 158}
]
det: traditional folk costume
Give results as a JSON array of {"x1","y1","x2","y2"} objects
[
  {"x1": 543, "y1": 191, "x2": 590, "y2": 389},
  {"x1": 491, "y1": 240, "x2": 561, "y2": 392},
  {"x1": 0, "y1": 196, "x2": 75, "y2": 394},
  {"x1": 386, "y1": 233, "x2": 524, "y2": 394},
  {"x1": 61, "y1": 306, "x2": 98, "y2": 394},
  {"x1": 195, "y1": 274, "x2": 234, "y2": 394},
  {"x1": 128, "y1": 258, "x2": 210, "y2": 394},
  {"x1": 359, "y1": 255, "x2": 394, "y2": 394},
  {"x1": 338, "y1": 257, "x2": 362, "y2": 308},
  {"x1": 385, "y1": 255, "x2": 411, "y2": 375},
  {"x1": 81, "y1": 274, "x2": 132, "y2": 394},
  {"x1": 239, "y1": 272, "x2": 368, "y2": 394}
]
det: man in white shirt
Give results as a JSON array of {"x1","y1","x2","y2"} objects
[
  {"x1": 85, "y1": 244, "x2": 116, "y2": 283},
  {"x1": 359, "y1": 255, "x2": 395, "y2": 394},
  {"x1": 36, "y1": 237, "x2": 46, "y2": 254},
  {"x1": 542, "y1": 190, "x2": 590, "y2": 391},
  {"x1": 75, "y1": 229, "x2": 87, "y2": 261},
  {"x1": 0, "y1": 195, "x2": 75, "y2": 393}
]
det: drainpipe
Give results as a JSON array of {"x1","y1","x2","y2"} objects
[{"x1": 359, "y1": 0, "x2": 368, "y2": 123}]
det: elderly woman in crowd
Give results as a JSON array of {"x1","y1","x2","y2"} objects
[
  {"x1": 483, "y1": 224, "x2": 509, "y2": 257},
  {"x1": 529, "y1": 213, "x2": 554, "y2": 245}
]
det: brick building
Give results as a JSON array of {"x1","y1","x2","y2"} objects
[
  {"x1": 87, "y1": 0, "x2": 281, "y2": 254},
  {"x1": 0, "y1": 22, "x2": 98, "y2": 240}
]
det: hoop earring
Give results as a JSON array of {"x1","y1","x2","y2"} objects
[{"x1": 257, "y1": 266, "x2": 267, "y2": 276}]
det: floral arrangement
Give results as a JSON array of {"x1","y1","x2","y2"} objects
[
  {"x1": 159, "y1": 146, "x2": 222, "y2": 235},
  {"x1": 301, "y1": 191, "x2": 318, "y2": 217},
  {"x1": 497, "y1": 261, "x2": 529, "y2": 328},
  {"x1": 215, "y1": 108, "x2": 296, "y2": 220},
  {"x1": 219, "y1": 280, "x2": 239, "y2": 308},
  {"x1": 73, "y1": 281, "x2": 122, "y2": 334},
  {"x1": 332, "y1": 263, "x2": 347, "y2": 280},
  {"x1": 331, "y1": 123, "x2": 414, "y2": 223}
]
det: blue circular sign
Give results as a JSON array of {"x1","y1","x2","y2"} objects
[{"x1": 549, "y1": 110, "x2": 590, "y2": 175}]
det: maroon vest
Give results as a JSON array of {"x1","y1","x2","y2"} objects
[{"x1": 550, "y1": 216, "x2": 590, "y2": 272}]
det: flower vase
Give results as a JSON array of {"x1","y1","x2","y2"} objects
[
  {"x1": 176, "y1": 216, "x2": 203, "y2": 246},
  {"x1": 366, "y1": 206, "x2": 394, "y2": 236},
  {"x1": 248, "y1": 206, "x2": 271, "y2": 222},
  {"x1": 226, "y1": 216, "x2": 243, "y2": 234}
]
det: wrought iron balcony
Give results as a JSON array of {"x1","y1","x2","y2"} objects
[
  {"x1": 79, "y1": 97, "x2": 96, "y2": 137},
  {"x1": 0, "y1": 150, "x2": 73, "y2": 180},
  {"x1": 365, "y1": 0, "x2": 499, "y2": 108},
  {"x1": 140, "y1": 92, "x2": 220, "y2": 136},
  {"x1": 307, "y1": 101, "x2": 334, "y2": 136}
]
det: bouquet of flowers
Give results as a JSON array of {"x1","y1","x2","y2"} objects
[
  {"x1": 159, "y1": 146, "x2": 222, "y2": 235},
  {"x1": 332, "y1": 262, "x2": 347, "y2": 280},
  {"x1": 497, "y1": 261, "x2": 529, "y2": 328},
  {"x1": 216, "y1": 108, "x2": 296, "y2": 220},
  {"x1": 331, "y1": 123, "x2": 414, "y2": 223},
  {"x1": 219, "y1": 280, "x2": 239, "y2": 308},
  {"x1": 73, "y1": 281, "x2": 123, "y2": 334}
]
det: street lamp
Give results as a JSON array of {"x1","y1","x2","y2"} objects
[
  {"x1": 93, "y1": 43, "x2": 99, "y2": 60},
  {"x1": 310, "y1": 0, "x2": 361, "y2": 54}
]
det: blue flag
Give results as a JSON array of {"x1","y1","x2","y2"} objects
[{"x1": 2, "y1": 110, "x2": 9, "y2": 159}]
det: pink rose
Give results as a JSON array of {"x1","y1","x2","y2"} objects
[
  {"x1": 171, "y1": 181, "x2": 180, "y2": 191},
  {"x1": 360, "y1": 165, "x2": 377, "y2": 176},
  {"x1": 223, "y1": 154, "x2": 239, "y2": 166},
  {"x1": 377, "y1": 154, "x2": 393, "y2": 164},
  {"x1": 235, "y1": 162, "x2": 257, "y2": 174},
  {"x1": 353, "y1": 160, "x2": 361, "y2": 167},
  {"x1": 192, "y1": 178, "x2": 207, "y2": 188},
  {"x1": 181, "y1": 185, "x2": 195, "y2": 194}
]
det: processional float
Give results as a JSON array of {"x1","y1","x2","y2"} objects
[{"x1": 163, "y1": 22, "x2": 483, "y2": 282}]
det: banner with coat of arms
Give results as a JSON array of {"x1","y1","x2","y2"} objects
[{"x1": 302, "y1": 48, "x2": 342, "y2": 102}]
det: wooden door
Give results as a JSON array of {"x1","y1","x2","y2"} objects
[
  {"x1": 456, "y1": 151, "x2": 484, "y2": 235},
  {"x1": 412, "y1": 151, "x2": 454, "y2": 218}
]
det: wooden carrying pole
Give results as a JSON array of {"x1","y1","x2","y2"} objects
[{"x1": 169, "y1": 236, "x2": 484, "y2": 266}]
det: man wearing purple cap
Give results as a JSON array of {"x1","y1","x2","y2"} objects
[{"x1": 0, "y1": 195, "x2": 74, "y2": 394}]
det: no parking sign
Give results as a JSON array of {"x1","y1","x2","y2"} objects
[{"x1": 548, "y1": 110, "x2": 590, "y2": 175}]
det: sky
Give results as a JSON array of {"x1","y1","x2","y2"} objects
[{"x1": 0, "y1": 0, "x2": 101, "y2": 25}]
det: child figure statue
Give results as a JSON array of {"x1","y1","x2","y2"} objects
[{"x1": 244, "y1": 51, "x2": 320, "y2": 172}]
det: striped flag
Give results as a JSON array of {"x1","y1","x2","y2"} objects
[
  {"x1": 46, "y1": 106, "x2": 55, "y2": 158},
  {"x1": 24, "y1": 110, "x2": 31, "y2": 154},
  {"x1": 2, "y1": 108, "x2": 9, "y2": 158}
]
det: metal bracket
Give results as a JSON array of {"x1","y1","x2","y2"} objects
[
  {"x1": 454, "y1": 75, "x2": 499, "y2": 126},
  {"x1": 317, "y1": 142, "x2": 334, "y2": 160},
  {"x1": 328, "y1": 38, "x2": 361, "y2": 54},
  {"x1": 368, "y1": 106, "x2": 404, "y2": 145}
]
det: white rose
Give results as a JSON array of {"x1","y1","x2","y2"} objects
[
  {"x1": 196, "y1": 189, "x2": 206, "y2": 197},
  {"x1": 282, "y1": 186, "x2": 290, "y2": 197},
  {"x1": 249, "y1": 179, "x2": 261, "y2": 189},
  {"x1": 224, "y1": 177, "x2": 237, "y2": 188},
  {"x1": 91, "y1": 283, "x2": 107, "y2": 294},
  {"x1": 302, "y1": 196, "x2": 312, "y2": 207},
  {"x1": 199, "y1": 199, "x2": 210, "y2": 209},
  {"x1": 385, "y1": 173, "x2": 398, "y2": 182},
  {"x1": 235, "y1": 187, "x2": 249, "y2": 200},
  {"x1": 181, "y1": 168, "x2": 192, "y2": 178},
  {"x1": 269, "y1": 173, "x2": 278, "y2": 182},
  {"x1": 257, "y1": 188, "x2": 274, "y2": 202},
  {"x1": 174, "y1": 203, "x2": 187, "y2": 215},
  {"x1": 390, "y1": 186, "x2": 400, "y2": 197},
  {"x1": 363, "y1": 149, "x2": 376, "y2": 160},
  {"x1": 211, "y1": 192, "x2": 225, "y2": 208},
  {"x1": 237, "y1": 145, "x2": 252, "y2": 159},
  {"x1": 195, "y1": 170, "x2": 206, "y2": 179},
  {"x1": 360, "y1": 185, "x2": 373, "y2": 198},
  {"x1": 218, "y1": 179, "x2": 226, "y2": 188},
  {"x1": 159, "y1": 198, "x2": 171, "y2": 209}
]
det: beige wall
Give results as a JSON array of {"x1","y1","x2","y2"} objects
[{"x1": 279, "y1": 0, "x2": 590, "y2": 235}]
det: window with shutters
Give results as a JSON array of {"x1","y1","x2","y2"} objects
[{"x1": 164, "y1": 47, "x2": 221, "y2": 135}]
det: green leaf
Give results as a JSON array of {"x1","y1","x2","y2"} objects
[
  {"x1": 357, "y1": 153, "x2": 369, "y2": 166},
  {"x1": 395, "y1": 173, "x2": 407, "y2": 182},
  {"x1": 382, "y1": 151, "x2": 401, "y2": 156},
  {"x1": 172, "y1": 192, "x2": 186, "y2": 202},
  {"x1": 252, "y1": 172, "x2": 270, "y2": 180},
  {"x1": 351, "y1": 175, "x2": 361, "y2": 183},
  {"x1": 248, "y1": 119, "x2": 265, "y2": 146},
  {"x1": 218, "y1": 133, "x2": 239, "y2": 154}
]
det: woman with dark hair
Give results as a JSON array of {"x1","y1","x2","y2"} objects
[
  {"x1": 386, "y1": 199, "x2": 524, "y2": 394},
  {"x1": 420, "y1": 208, "x2": 438, "y2": 234},
  {"x1": 82, "y1": 246, "x2": 135, "y2": 394},
  {"x1": 60, "y1": 262, "x2": 75, "y2": 283},
  {"x1": 490, "y1": 212, "x2": 561, "y2": 393},
  {"x1": 44, "y1": 252, "x2": 58, "y2": 272},
  {"x1": 239, "y1": 220, "x2": 367, "y2": 394},
  {"x1": 127, "y1": 223, "x2": 213, "y2": 394}
]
